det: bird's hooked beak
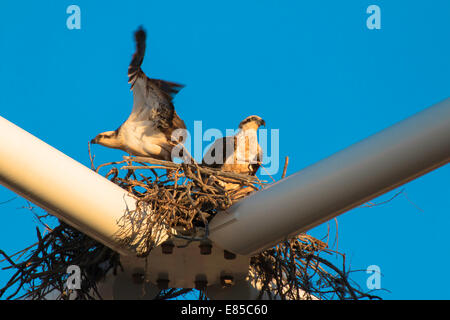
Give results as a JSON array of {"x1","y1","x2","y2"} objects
[
  {"x1": 260, "y1": 119, "x2": 266, "y2": 127},
  {"x1": 90, "y1": 136, "x2": 98, "y2": 144}
]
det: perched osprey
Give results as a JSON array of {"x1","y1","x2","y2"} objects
[
  {"x1": 91, "y1": 27, "x2": 186, "y2": 161},
  {"x1": 203, "y1": 115, "x2": 265, "y2": 189}
]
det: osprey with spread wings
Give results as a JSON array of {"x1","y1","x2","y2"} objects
[{"x1": 91, "y1": 27, "x2": 186, "y2": 161}]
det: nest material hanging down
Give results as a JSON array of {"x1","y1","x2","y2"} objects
[{"x1": 0, "y1": 156, "x2": 381, "y2": 300}]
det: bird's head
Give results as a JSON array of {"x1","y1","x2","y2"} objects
[
  {"x1": 90, "y1": 131, "x2": 121, "y2": 148},
  {"x1": 238, "y1": 115, "x2": 266, "y2": 130}
]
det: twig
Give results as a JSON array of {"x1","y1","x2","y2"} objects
[
  {"x1": 88, "y1": 141, "x2": 96, "y2": 170},
  {"x1": 260, "y1": 165, "x2": 276, "y2": 183},
  {"x1": 359, "y1": 188, "x2": 404, "y2": 208},
  {"x1": 0, "y1": 197, "x2": 17, "y2": 205},
  {"x1": 282, "y1": 156, "x2": 289, "y2": 179}
]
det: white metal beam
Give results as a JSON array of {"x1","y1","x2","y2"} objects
[
  {"x1": 1, "y1": 98, "x2": 449, "y2": 285},
  {"x1": 0, "y1": 116, "x2": 161, "y2": 256},
  {"x1": 208, "y1": 98, "x2": 450, "y2": 256}
]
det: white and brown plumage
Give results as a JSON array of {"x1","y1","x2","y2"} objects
[
  {"x1": 91, "y1": 27, "x2": 186, "y2": 161},
  {"x1": 203, "y1": 115, "x2": 265, "y2": 190}
]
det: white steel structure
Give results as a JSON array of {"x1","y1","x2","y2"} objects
[
  {"x1": 0, "y1": 97, "x2": 449, "y2": 299},
  {"x1": 0, "y1": 116, "x2": 164, "y2": 256},
  {"x1": 209, "y1": 98, "x2": 450, "y2": 256}
]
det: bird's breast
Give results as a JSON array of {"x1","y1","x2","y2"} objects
[{"x1": 118, "y1": 120, "x2": 173, "y2": 159}]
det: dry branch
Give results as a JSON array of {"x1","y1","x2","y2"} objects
[{"x1": 0, "y1": 155, "x2": 381, "y2": 300}]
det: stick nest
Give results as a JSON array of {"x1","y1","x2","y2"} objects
[
  {"x1": 0, "y1": 156, "x2": 381, "y2": 300},
  {"x1": 108, "y1": 156, "x2": 264, "y2": 253}
]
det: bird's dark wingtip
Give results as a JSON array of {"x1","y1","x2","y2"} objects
[
  {"x1": 135, "y1": 26, "x2": 146, "y2": 41},
  {"x1": 128, "y1": 26, "x2": 147, "y2": 85}
]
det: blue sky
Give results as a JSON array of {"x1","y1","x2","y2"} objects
[{"x1": 0, "y1": 1, "x2": 449, "y2": 299}]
